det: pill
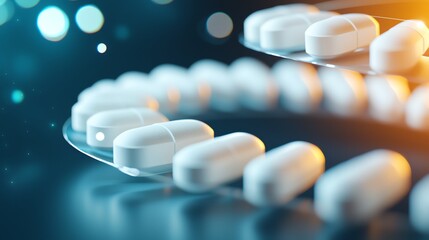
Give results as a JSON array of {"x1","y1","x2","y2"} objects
[
  {"x1": 244, "y1": 141, "x2": 325, "y2": 207},
  {"x1": 150, "y1": 64, "x2": 211, "y2": 115},
  {"x1": 306, "y1": 14, "x2": 379, "y2": 59},
  {"x1": 405, "y1": 84, "x2": 429, "y2": 130},
  {"x1": 173, "y1": 132, "x2": 265, "y2": 193},
  {"x1": 410, "y1": 175, "x2": 429, "y2": 235},
  {"x1": 244, "y1": 4, "x2": 319, "y2": 44},
  {"x1": 315, "y1": 149, "x2": 411, "y2": 224},
  {"x1": 189, "y1": 59, "x2": 240, "y2": 112},
  {"x1": 71, "y1": 97, "x2": 158, "y2": 132},
  {"x1": 229, "y1": 57, "x2": 279, "y2": 111},
  {"x1": 318, "y1": 67, "x2": 367, "y2": 116},
  {"x1": 78, "y1": 79, "x2": 116, "y2": 101},
  {"x1": 370, "y1": 20, "x2": 429, "y2": 74},
  {"x1": 272, "y1": 60, "x2": 323, "y2": 113},
  {"x1": 366, "y1": 75, "x2": 410, "y2": 123},
  {"x1": 116, "y1": 71, "x2": 149, "y2": 87},
  {"x1": 113, "y1": 119, "x2": 214, "y2": 174},
  {"x1": 116, "y1": 71, "x2": 180, "y2": 113},
  {"x1": 86, "y1": 108, "x2": 168, "y2": 148},
  {"x1": 260, "y1": 11, "x2": 338, "y2": 51}
]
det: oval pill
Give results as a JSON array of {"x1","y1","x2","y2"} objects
[
  {"x1": 244, "y1": 141, "x2": 325, "y2": 207},
  {"x1": 366, "y1": 75, "x2": 410, "y2": 123},
  {"x1": 315, "y1": 149, "x2": 411, "y2": 224},
  {"x1": 405, "y1": 84, "x2": 429, "y2": 130},
  {"x1": 306, "y1": 14, "x2": 379, "y2": 59},
  {"x1": 116, "y1": 71, "x2": 180, "y2": 113},
  {"x1": 260, "y1": 11, "x2": 338, "y2": 51},
  {"x1": 71, "y1": 96, "x2": 158, "y2": 132},
  {"x1": 86, "y1": 108, "x2": 168, "y2": 148},
  {"x1": 318, "y1": 67, "x2": 367, "y2": 116},
  {"x1": 173, "y1": 132, "x2": 265, "y2": 193},
  {"x1": 78, "y1": 79, "x2": 116, "y2": 101},
  {"x1": 189, "y1": 59, "x2": 239, "y2": 112},
  {"x1": 113, "y1": 119, "x2": 214, "y2": 174},
  {"x1": 230, "y1": 57, "x2": 279, "y2": 111},
  {"x1": 150, "y1": 64, "x2": 211, "y2": 115},
  {"x1": 370, "y1": 20, "x2": 429, "y2": 74},
  {"x1": 410, "y1": 175, "x2": 429, "y2": 235},
  {"x1": 244, "y1": 4, "x2": 319, "y2": 44},
  {"x1": 272, "y1": 60, "x2": 323, "y2": 113}
]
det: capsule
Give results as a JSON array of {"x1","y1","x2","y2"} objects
[
  {"x1": 370, "y1": 20, "x2": 429, "y2": 74},
  {"x1": 410, "y1": 175, "x2": 429, "y2": 235},
  {"x1": 229, "y1": 58, "x2": 279, "y2": 111},
  {"x1": 189, "y1": 59, "x2": 240, "y2": 112},
  {"x1": 173, "y1": 132, "x2": 265, "y2": 193},
  {"x1": 366, "y1": 75, "x2": 410, "y2": 123},
  {"x1": 405, "y1": 84, "x2": 429, "y2": 130},
  {"x1": 260, "y1": 11, "x2": 338, "y2": 51},
  {"x1": 78, "y1": 79, "x2": 116, "y2": 101},
  {"x1": 306, "y1": 14, "x2": 380, "y2": 59},
  {"x1": 315, "y1": 150, "x2": 411, "y2": 224},
  {"x1": 150, "y1": 64, "x2": 211, "y2": 115},
  {"x1": 116, "y1": 71, "x2": 149, "y2": 86},
  {"x1": 71, "y1": 97, "x2": 158, "y2": 132},
  {"x1": 244, "y1": 141, "x2": 325, "y2": 207},
  {"x1": 318, "y1": 67, "x2": 367, "y2": 116},
  {"x1": 86, "y1": 108, "x2": 168, "y2": 148},
  {"x1": 272, "y1": 60, "x2": 323, "y2": 113},
  {"x1": 116, "y1": 72, "x2": 180, "y2": 113},
  {"x1": 244, "y1": 4, "x2": 319, "y2": 44},
  {"x1": 113, "y1": 120, "x2": 214, "y2": 174}
]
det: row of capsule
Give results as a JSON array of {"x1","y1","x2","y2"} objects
[
  {"x1": 244, "y1": 3, "x2": 429, "y2": 74},
  {"x1": 82, "y1": 112, "x2": 428, "y2": 234},
  {"x1": 72, "y1": 57, "x2": 429, "y2": 134}
]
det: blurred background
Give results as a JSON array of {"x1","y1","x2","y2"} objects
[{"x1": 1, "y1": 0, "x2": 429, "y2": 239}]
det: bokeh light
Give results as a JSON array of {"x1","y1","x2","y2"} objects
[
  {"x1": 97, "y1": 43, "x2": 107, "y2": 53},
  {"x1": 152, "y1": 0, "x2": 173, "y2": 5},
  {"x1": 206, "y1": 12, "x2": 233, "y2": 39},
  {"x1": 0, "y1": 0, "x2": 14, "y2": 26},
  {"x1": 11, "y1": 89, "x2": 24, "y2": 104},
  {"x1": 14, "y1": 0, "x2": 39, "y2": 9},
  {"x1": 75, "y1": 5, "x2": 104, "y2": 34},
  {"x1": 37, "y1": 6, "x2": 69, "y2": 42},
  {"x1": 114, "y1": 25, "x2": 130, "y2": 41}
]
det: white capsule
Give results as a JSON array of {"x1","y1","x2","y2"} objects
[
  {"x1": 150, "y1": 64, "x2": 210, "y2": 115},
  {"x1": 189, "y1": 59, "x2": 239, "y2": 112},
  {"x1": 244, "y1": 141, "x2": 325, "y2": 207},
  {"x1": 318, "y1": 67, "x2": 367, "y2": 116},
  {"x1": 370, "y1": 20, "x2": 429, "y2": 74},
  {"x1": 113, "y1": 120, "x2": 214, "y2": 174},
  {"x1": 173, "y1": 132, "x2": 265, "y2": 193},
  {"x1": 405, "y1": 84, "x2": 429, "y2": 130},
  {"x1": 77, "y1": 79, "x2": 116, "y2": 101},
  {"x1": 86, "y1": 108, "x2": 168, "y2": 148},
  {"x1": 244, "y1": 4, "x2": 319, "y2": 44},
  {"x1": 116, "y1": 71, "x2": 149, "y2": 86},
  {"x1": 71, "y1": 97, "x2": 158, "y2": 132},
  {"x1": 116, "y1": 71, "x2": 180, "y2": 113},
  {"x1": 410, "y1": 175, "x2": 429, "y2": 235},
  {"x1": 260, "y1": 11, "x2": 338, "y2": 51},
  {"x1": 306, "y1": 14, "x2": 380, "y2": 59},
  {"x1": 315, "y1": 150, "x2": 411, "y2": 224},
  {"x1": 366, "y1": 75, "x2": 410, "y2": 123},
  {"x1": 230, "y1": 58, "x2": 279, "y2": 111},
  {"x1": 272, "y1": 60, "x2": 323, "y2": 113}
]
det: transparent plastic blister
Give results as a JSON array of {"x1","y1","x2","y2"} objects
[{"x1": 241, "y1": 15, "x2": 429, "y2": 84}]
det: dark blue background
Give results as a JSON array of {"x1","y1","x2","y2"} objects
[{"x1": 2, "y1": 1, "x2": 429, "y2": 239}]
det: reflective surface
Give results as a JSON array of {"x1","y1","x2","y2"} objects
[
  {"x1": 53, "y1": 112, "x2": 429, "y2": 240},
  {"x1": 241, "y1": 36, "x2": 429, "y2": 84}
]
